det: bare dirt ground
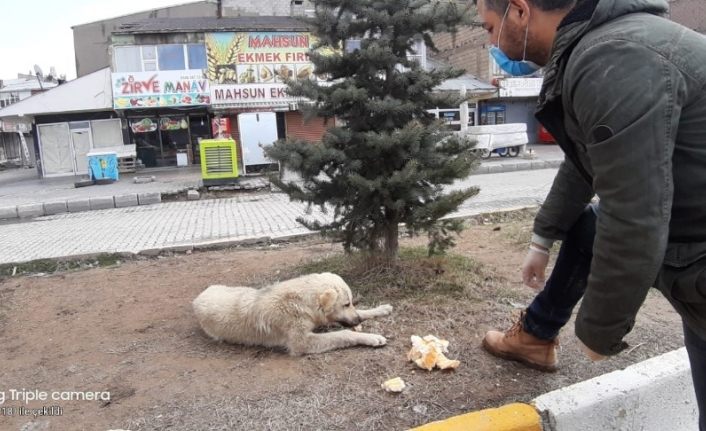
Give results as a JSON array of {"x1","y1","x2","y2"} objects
[{"x1": 0, "y1": 211, "x2": 684, "y2": 431}]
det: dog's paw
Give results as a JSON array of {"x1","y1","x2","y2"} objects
[
  {"x1": 363, "y1": 334, "x2": 387, "y2": 347},
  {"x1": 376, "y1": 304, "x2": 393, "y2": 316}
]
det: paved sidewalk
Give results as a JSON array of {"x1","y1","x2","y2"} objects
[
  {"x1": 0, "y1": 169, "x2": 557, "y2": 264},
  {"x1": 0, "y1": 166, "x2": 203, "y2": 208},
  {"x1": 0, "y1": 144, "x2": 563, "y2": 210}
]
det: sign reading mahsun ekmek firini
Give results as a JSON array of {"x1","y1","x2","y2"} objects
[{"x1": 205, "y1": 32, "x2": 333, "y2": 106}]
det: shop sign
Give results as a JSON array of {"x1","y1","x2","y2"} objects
[
  {"x1": 112, "y1": 70, "x2": 211, "y2": 109},
  {"x1": 130, "y1": 118, "x2": 158, "y2": 133},
  {"x1": 497, "y1": 77, "x2": 543, "y2": 98},
  {"x1": 206, "y1": 32, "x2": 331, "y2": 106},
  {"x1": 212, "y1": 84, "x2": 298, "y2": 103},
  {"x1": 212, "y1": 118, "x2": 231, "y2": 138},
  {"x1": 483, "y1": 104, "x2": 506, "y2": 113},
  {"x1": 160, "y1": 117, "x2": 188, "y2": 131},
  {"x1": 0, "y1": 119, "x2": 31, "y2": 133}
]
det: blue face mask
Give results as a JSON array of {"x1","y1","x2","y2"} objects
[{"x1": 490, "y1": 4, "x2": 540, "y2": 76}]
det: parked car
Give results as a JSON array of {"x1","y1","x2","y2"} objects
[{"x1": 538, "y1": 125, "x2": 557, "y2": 144}]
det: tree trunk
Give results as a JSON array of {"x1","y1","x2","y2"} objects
[{"x1": 384, "y1": 221, "x2": 399, "y2": 260}]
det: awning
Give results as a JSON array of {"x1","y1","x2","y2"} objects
[{"x1": 0, "y1": 68, "x2": 113, "y2": 118}]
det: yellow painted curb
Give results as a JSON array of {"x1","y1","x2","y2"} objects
[{"x1": 409, "y1": 403, "x2": 541, "y2": 431}]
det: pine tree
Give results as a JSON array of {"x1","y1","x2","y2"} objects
[{"x1": 265, "y1": 0, "x2": 480, "y2": 259}]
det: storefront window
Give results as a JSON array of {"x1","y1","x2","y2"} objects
[
  {"x1": 114, "y1": 46, "x2": 142, "y2": 72},
  {"x1": 481, "y1": 104, "x2": 506, "y2": 125},
  {"x1": 187, "y1": 44, "x2": 207, "y2": 70},
  {"x1": 115, "y1": 44, "x2": 209, "y2": 72},
  {"x1": 142, "y1": 46, "x2": 157, "y2": 71},
  {"x1": 129, "y1": 116, "x2": 202, "y2": 168},
  {"x1": 158, "y1": 45, "x2": 186, "y2": 71},
  {"x1": 130, "y1": 118, "x2": 159, "y2": 167},
  {"x1": 189, "y1": 115, "x2": 211, "y2": 165},
  {"x1": 159, "y1": 117, "x2": 189, "y2": 166}
]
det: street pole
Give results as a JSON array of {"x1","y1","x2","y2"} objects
[{"x1": 459, "y1": 85, "x2": 469, "y2": 132}]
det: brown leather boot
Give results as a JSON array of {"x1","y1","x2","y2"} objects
[{"x1": 482, "y1": 313, "x2": 558, "y2": 372}]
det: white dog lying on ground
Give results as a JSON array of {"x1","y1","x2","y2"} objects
[{"x1": 193, "y1": 272, "x2": 393, "y2": 355}]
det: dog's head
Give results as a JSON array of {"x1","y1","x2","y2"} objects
[{"x1": 317, "y1": 273, "x2": 360, "y2": 327}]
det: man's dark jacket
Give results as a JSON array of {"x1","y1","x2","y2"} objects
[{"x1": 534, "y1": 0, "x2": 706, "y2": 354}]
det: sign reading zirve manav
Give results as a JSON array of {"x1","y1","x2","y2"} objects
[{"x1": 112, "y1": 70, "x2": 210, "y2": 109}]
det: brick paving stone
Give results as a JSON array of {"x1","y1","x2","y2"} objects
[{"x1": 0, "y1": 169, "x2": 558, "y2": 264}]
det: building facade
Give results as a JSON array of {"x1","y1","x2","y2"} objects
[
  {"x1": 108, "y1": 17, "x2": 333, "y2": 173},
  {"x1": 0, "y1": 68, "x2": 123, "y2": 177},
  {"x1": 433, "y1": 1, "x2": 706, "y2": 143},
  {"x1": 72, "y1": 1, "x2": 218, "y2": 78},
  {"x1": 220, "y1": 0, "x2": 315, "y2": 17},
  {"x1": 0, "y1": 74, "x2": 58, "y2": 164},
  {"x1": 2, "y1": 2, "x2": 493, "y2": 178},
  {"x1": 72, "y1": 0, "x2": 319, "y2": 79},
  {"x1": 433, "y1": 25, "x2": 544, "y2": 142}
]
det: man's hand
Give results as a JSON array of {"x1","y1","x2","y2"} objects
[
  {"x1": 579, "y1": 339, "x2": 607, "y2": 361},
  {"x1": 522, "y1": 243, "x2": 550, "y2": 290}
]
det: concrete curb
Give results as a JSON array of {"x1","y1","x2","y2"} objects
[
  {"x1": 533, "y1": 347, "x2": 697, "y2": 431},
  {"x1": 409, "y1": 403, "x2": 541, "y2": 431},
  {"x1": 471, "y1": 159, "x2": 562, "y2": 176},
  {"x1": 0, "y1": 192, "x2": 162, "y2": 221},
  {"x1": 0, "y1": 160, "x2": 561, "y2": 221},
  {"x1": 410, "y1": 348, "x2": 697, "y2": 431}
]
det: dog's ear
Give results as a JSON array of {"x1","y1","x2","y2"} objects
[{"x1": 318, "y1": 288, "x2": 338, "y2": 312}]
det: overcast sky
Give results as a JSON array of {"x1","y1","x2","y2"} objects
[{"x1": 0, "y1": 0, "x2": 187, "y2": 80}]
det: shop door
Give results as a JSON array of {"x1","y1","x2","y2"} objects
[
  {"x1": 71, "y1": 129, "x2": 92, "y2": 175},
  {"x1": 237, "y1": 112, "x2": 277, "y2": 172},
  {"x1": 38, "y1": 123, "x2": 73, "y2": 176}
]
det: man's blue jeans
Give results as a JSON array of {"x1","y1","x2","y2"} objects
[
  {"x1": 523, "y1": 204, "x2": 598, "y2": 341},
  {"x1": 521, "y1": 204, "x2": 705, "y2": 430}
]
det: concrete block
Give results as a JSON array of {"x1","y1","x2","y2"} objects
[
  {"x1": 473, "y1": 166, "x2": 491, "y2": 176},
  {"x1": 17, "y1": 203, "x2": 45, "y2": 218},
  {"x1": 192, "y1": 236, "x2": 271, "y2": 251},
  {"x1": 533, "y1": 348, "x2": 697, "y2": 431},
  {"x1": 133, "y1": 175, "x2": 156, "y2": 184},
  {"x1": 488, "y1": 165, "x2": 505, "y2": 174},
  {"x1": 138, "y1": 192, "x2": 161, "y2": 206},
  {"x1": 0, "y1": 206, "x2": 18, "y2": 220},
  {"x1": 114, "y1": 193, "x2": 139, "y2": 208},
  {"x1": 187, "y1": 190, "x2": 200, "y2": 201},
  {"x1": 498, "y1": 163, "x2": 518, "y2": 173},
  {"x1": 43, "y1": 201, "x2": 68, "y2": 215},
  {"x1": 166, "y1": 245, "x2": 194, "y2": 253},
  {"x1": 89, "y1": 196, "x2": 115, "y2": 211},
  {"x1": 67, "y1": 198, "x2": 91, "y2": 213},
  {"x1": 530, "y1": 161, "x2": 548, "y2": 170}
]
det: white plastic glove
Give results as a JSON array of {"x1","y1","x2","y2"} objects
[{"x1": 521, "y1": 244, "x2": 550, "y2": 290}]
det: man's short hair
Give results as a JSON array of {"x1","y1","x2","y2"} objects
[{"x1": 474, "y1": 0, "x2": 575, "y2": 13}]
